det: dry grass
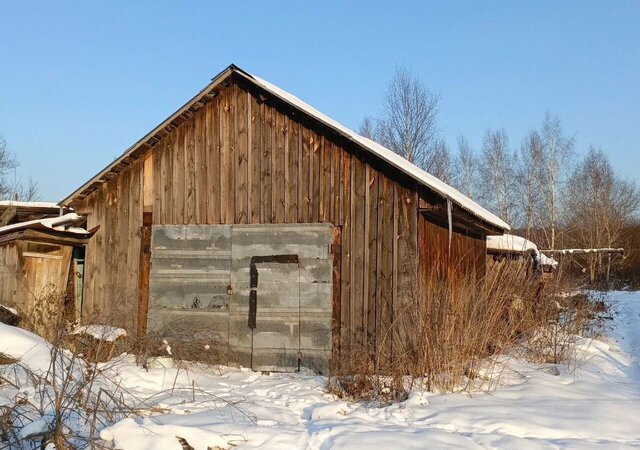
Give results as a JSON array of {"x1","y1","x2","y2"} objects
[{"x1": 328, "y1": 265, "x2": 604, "y2": 403}]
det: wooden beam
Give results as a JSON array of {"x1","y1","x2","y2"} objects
[{"x1": 0, "y1": 206, "x2": 17, "y2": 227}]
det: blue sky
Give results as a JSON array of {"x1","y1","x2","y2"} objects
[{"x1": 1, "y1": 1, "x2": 638, "y2": 201}]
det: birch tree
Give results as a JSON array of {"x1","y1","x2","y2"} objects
[
  {"x1": 477, "y1": 129, "x2": 518, "y2": 224},
  {"x1": 453, "y1": 135, "x2": 476, "y2": 198},
  {"x1": 516, "y1": 130, "x2": 543, "y2": 238},
  {"x1": 359, "y1": 116, "x2": 380, "y2": 141},
  {"x1": 429, "y1": 137, "x2": 452, "y2": 183},
  {"x1": 538, "y1": 114, "x2": 574, "y2": 249},
  {"x1": 565, "y1": 148, "x2": 640, "y2": 283}
]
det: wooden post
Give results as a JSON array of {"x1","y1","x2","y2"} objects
[{"x1": 137, "y1": 211, "x2": 152, "y2": 338}]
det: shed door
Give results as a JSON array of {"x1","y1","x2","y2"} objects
[
  {"x1": 230, "y1": 224, "x2": 334, "y2": 373},
  {"x1": 149, "y1": 224, "x2": 333, "y2": 373}
]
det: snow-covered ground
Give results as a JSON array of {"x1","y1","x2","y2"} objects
[{"x1": 2, "y1": 291, "x2": 640, "y2": 449}]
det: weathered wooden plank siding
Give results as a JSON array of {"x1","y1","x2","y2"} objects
[
  {"x1": 70, "y1": 80, "x2": 490, "y2": 368},
  {"x1": 0, "y1": 241, "x2": 73, "y2": 317},
  {"x1": 0, "y1": 242, "x2": 22, "y2": 309},
  {"x1": 75, "y1": 160, "x2": 143, "y2": 330},
  {"x1": 418, "y1": 213, "x2": 487, "y2": 284}
]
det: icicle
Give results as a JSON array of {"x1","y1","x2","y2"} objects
[{"x1": 447, "y1": 199, "x2": 453, "y2": 257}]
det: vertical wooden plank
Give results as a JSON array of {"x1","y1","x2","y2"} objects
[
  {"x1": 273, "y1": 111, "x2": 286, "y2": 222},
  {"x1": 285, "y1": 118, "x2": 299, "y2": 223},
  {"x1": 310, "y1": 132, "x2": 321, "y2": 222},
  {"x1": 333, "y1": 148, "x2": 343, "y2": 225},
  {"x1": 132, "y1": 158, "x2": 143, "y2": 311},
  {"x1": 206, "y1": 101, "x2": 221, "y2": 224},
  {"x1": 172, "y1": 126, "x2": 184, "y2": 224},
  {"x1": 320, "y1": 137, "x2": 332, "y2": 222},
  {"x1": 163, "y1": 136, "x2": 173, "y2": 224},
  {"x1": 107, "y1": 178, "x2": 118, "y2": 306},
  {"x1": 363, "y1": 165, "x2": 370, "y2": 348},
  {"x1": 152, "y1": 143, "x2": 163, "y2": 222},
  {"x1": 185, "y1": 120, "x2": 196, "y2": 224},
  {"x1": 298, "y1": 126, "x2": 310, "y2": 223},
  {"x1": 142, "y1": 152, "x2": 154, "y2": 212},
  {"x1": 395, "y1": 184, "x2": 418, "y2": 356},
  {"x1": 115, "y1": 170, "x2": 127, "y2": 305},
  {"x1": 260, "y1": 103, "x2": 272, "y2": 223},
  {"x1": 194, "y1": 108, "x2": 206, "y2": 223},
  {"x1": 351, "y1": 157, "x2": 366, "y2": 352},
  {"x1": 236, "y1": 86, "x2": 249, "y2": 224},
  {"x1": 249, "y1": 94, "x2": 261, "y2": 223},
  {"x1": 366, "y1": 166, "x2": 379, "y2": 354},
  {"x1": 340, "y1": 153, "x2": 352, "y2": 368},
  {"x1": 391, "y1": 182, "x2": 399, "y2": 361},
  {"x1": 220, "y1": 88, "x2": 234, "y2": 224}
]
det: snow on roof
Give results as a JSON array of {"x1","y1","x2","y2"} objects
[
  {"x1": 542, "y1": 248, "x2": 625, "y2": 255},
  {"x1": 487, "y1": 234, "x2": 559, "y2": 268},
  {"x1": 0, "y1": 212, "x2": 89, "y2": 236},
  {"x1": 487, "y1": 234, "x2": 538, "y2": 253},
  {"x1": 243, "y1": 71, "x2": 510, "y2": 231},
  {"x1": 0, "y1": 200, "x2": 61, "y2": 209},
  {"x1": 537, "y1": 252, "x2": 558, "y2": 269},
  {"x1": 61, "y1": 65, "x2": 510, "y2": 232}
]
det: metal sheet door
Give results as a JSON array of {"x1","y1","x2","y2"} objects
[{"x1": 230, "y1": 224, "x2": 333, "y2": 373}]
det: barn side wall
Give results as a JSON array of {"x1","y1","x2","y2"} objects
[
  {"x1": 418, "y1": 215, "x2": 487, "y2": 284},
  {"x1": 72, "y1": 80, "x2": 493, "y2": 367}
]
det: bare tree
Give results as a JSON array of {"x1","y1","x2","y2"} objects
[
  {"x1": 0, "y1": 136, "x2": 19, "y2": 199},
  {"x1": 565, "y1": 147, "x2": 640, "y2": 284},
  {"x1": 477, "y1": 129, "x2": 518, "y2": 224},
  {"x1": 453, "y1": 135, "x2": 476, "y2": 198},
  {"x1": 358, "y1": 116, "x2": 380, "y2": 141},
  {"x1": 537, "y1": 114, "x2": 574, "y2": 249},
  {"x1": 0, "y1": 135, "x2": 40, "y2": 201},
  {"x1": 367, "y1": 67, "x2": 441, "y2": 172},
  {"x1": 429, "y1": 137, "x2": 452, "y2": 183},
  {"x1": 516, "y1": 130, "x2": 543, "y2": 238}
]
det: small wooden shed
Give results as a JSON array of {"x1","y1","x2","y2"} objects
[
  {"x1": 486, "y1": 234, "x2": 557, "y2": 284},
  {"x1": 0, "y1": 210, "x2": 95, "y2": 326},
  {"x1": 59, "y1": 64, "x2": 511, "y2": 372}
]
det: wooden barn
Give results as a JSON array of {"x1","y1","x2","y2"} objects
[{"x1": 59, "y1": 64, "x2": 510, "y2": 373}]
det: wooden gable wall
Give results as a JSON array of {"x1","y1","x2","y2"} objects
[{"x1": 73, "y1": 78, "x2": 489, "y2": 367}]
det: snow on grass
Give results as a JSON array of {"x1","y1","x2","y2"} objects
[
  {"x1": 0, "y1": 322, "x2": 53, "y2": 372},
  {"x1": 99, "y1": 291, "x2": 640, "y2": 449},
  {"x1": 3, "y1": 291, "x2": 640, "y2": 449},
  {"x1": 71, "y1": 324, "x2": 127, "y2": 342}
]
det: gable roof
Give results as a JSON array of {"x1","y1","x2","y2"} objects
[{"x1": 60, "y1": 64, "x2": 510, "y2": 232}]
